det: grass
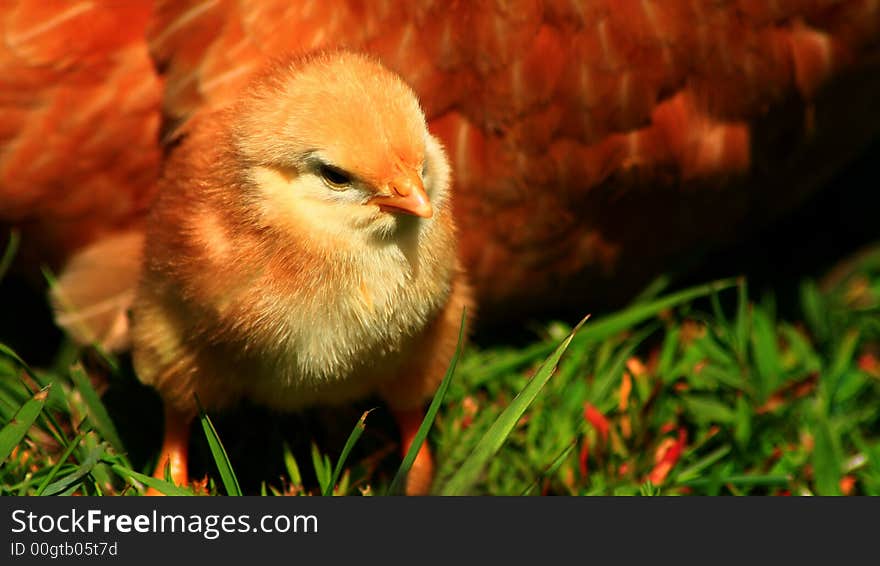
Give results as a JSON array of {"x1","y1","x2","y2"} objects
[{"x1": 1, "y1": 235, "x2": 879, "y2": 496}]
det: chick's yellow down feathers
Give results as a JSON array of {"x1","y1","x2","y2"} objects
[{"x1": 130, "y1": 51, "x2": 473, "y2": 495}]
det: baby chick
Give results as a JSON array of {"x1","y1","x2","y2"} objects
[{"x1": 130, "y1": 50, "x2": 472, "y2": 495}]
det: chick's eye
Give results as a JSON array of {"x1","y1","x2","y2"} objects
[{"x1": 318, "y1": 164, "x2": 352, "y2": 189}]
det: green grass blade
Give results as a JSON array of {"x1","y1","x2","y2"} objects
[
  {"x1": 751, "y1": 307, "x2": 782, "y2": 399},
  {"x1": 282, "y1": 442, "x2": 302, "y2": 487},
  {"x1": 440, "y1": 315, "x2": 589, "y2": 496},
  {"x1": 0, "y1": 229, "x2": 20, "y2": 283},
  {"x1": 55, "y1": 484, "x2": 82, "y2": 496},
  {"x1": 812, "y1": 414, "x2": 842, "y2": 495},
  {"x1": 323, "y1": 410, "x2": 371, "y2": 496},
  {"x1": 823, "y1": 329, "x2": 860, "y2": 408},
  {"x1": 734, "y1": 396, "x2": 752, "y2": 449},
  {"x1": 631, "y1": 273, "x2": 672, "y2": 304},
  {"x1": 388, "y1": 309, "x2": 468, "y2": 495},
  {"x1": 674, "y1": 445, "x2": 732, "y2": 484},
  {"x1": 681, "y1": 395, "x2": 736, "y2": 426},
  {"x1": 68, "y1": 363, "x2": 125, "y2": 456},
  {"x1": 575, "y1": 279, "x2": 735, "y2": 346},
  {"x1": 709, "y1": 286, "x2": 730, "y2": 328},
  {"x1": 0, "y1": 386, "x2": 50, "y2": 464},
  {"x1": 735, "y1": 278, "x2": 750, "y2": 358},
  {"x1": 196, "y1": 399, "x2": 242, "y2": 496},
  {"x1": 0, "y1": 344, "x2": 73, "y2": 449},
  {"x1": 0, "y1": 343, "x2": 36, "y2": 376},
  {"x1": 4, "y1": 366, "x2": 71, "y2": 450},
  {"x1": 110, "y1": 464, "x2": 194, "y2": 496},
  {"x1": 80, "y1": 431, "x2": 115, "y2": 494},
  {"x1": 42, "y1": 442, "x2": 104, "y2": 496},
  {"x1": 311, "y1": 443, "x2": 331, "y2": 494},
  {"x1": 520, "y1": 440, "x2": 577, "y2": 496},
  {"x1": 657, "y1": 325, "x2": 681, "y2": 380},
  {"x1": 590, "y1": 325, "x2": 656, "y2": 410},
  {"x1": 35, "y1": 431, "x2": 86, "y2": 495},
  {"x1": 470, "y1": 279, "x2": 735, "y2": 386},
  {"x1": 800, "y1": 279, "x2": 827, "y2": 342}
]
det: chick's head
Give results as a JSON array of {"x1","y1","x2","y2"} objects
[{"x1": 230, "y1": 50, "x2": 450, "y2": 245}]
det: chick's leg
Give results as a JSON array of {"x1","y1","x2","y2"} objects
[
  {"x1": 146, "y1": 405, "x2": 193, "y2": 495},
  {"x1": 392, "y1": 407, "x2": 434, "y2": 496},
  {"x1": 380, "y1": 269, "x2": 473, "y2": 496}
]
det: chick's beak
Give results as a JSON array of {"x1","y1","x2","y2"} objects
[{"x1": 371, "y1": 172, "x2": 433, "y2": 218}]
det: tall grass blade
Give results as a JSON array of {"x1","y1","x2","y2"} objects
[
  {"x1": 800, "y1": 280, "x2": 827, "y2": 342},
  {"x1": 35, "y1": 431, "x2": 85, "y2": 495},
  {"x1": 388, "y1": 309, "x2": 468, "y2": 495},
  {"x1": 575, "y1": 279, "x2": 735, "y2": 346},
  {"x1": 590, "y1": 325, "x2": 655, "y2": 410},
  {"x1": 751, "y1": 307, "x2": 782, "y2": 399},
  {"x1": 440, "y1": 315, "x2": 589, "y2": 495},
  {"x1": 323, "y1": 410, "x2": 371, "y2": 496},
  {"x1": 681, "y1": 395, "x2": 736, "y2": 426},
  {"x1": 196, "y1": 398, "x2": 242, "y2": 496},
  {"x1": 282, "y1": 442, "x2": 302, "y2": 487},
  {"x1": 0, "y1": 386, "x2": 49, "y2": 464},
  {"x1": 42, "y1": 442, "x2": 104, "y2": 496},
  {"x1": 823, "y1": 329, "x2": 860, "y2": 407},
  {"x1": 0, "y1": 343, "x2": 36, "y2": 376},
  {"x1": 471, "y1": 279, "x2": 736, "y2": 385},
  {"x1": 0, "y1": 229, "x2": 19, "y2": 283},
  {"x1": 311, "y1": 444, "x2": 331, "y2": 494},
  {"x1": 69, "y1": 363, "x2": 125, "y2": 456},
  {"x1": 520, "y1": 440, "x2": 577, "y2": 496},
  {"x1": 674, "y1": 445, "x2": 732, "y2": 484},
  {"x1": 735, "y1": 278, "x2": 750, "y2": 358},
  {"x1": 631, "y1": 274, "x2": 671, "y2": 304},
  {"x1": 812, "y1": 414, "x2": 842, "y2": 495},
  {"x1": 110, "y1": 464, "x2": 194, "y2": 496}
]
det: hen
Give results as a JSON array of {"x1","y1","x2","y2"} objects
[{"x1": 3, "y1": 1, "x2": 879, "y2": 319}]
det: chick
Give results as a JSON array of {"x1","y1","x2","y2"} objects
[{"x1": 130, "y1": 50, "x2": 473, "y2": 495}]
